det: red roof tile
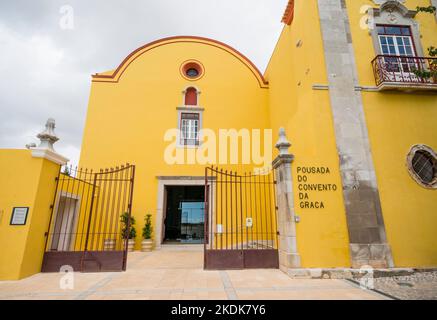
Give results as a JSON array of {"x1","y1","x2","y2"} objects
[{"x1": 281, "y1": 0, "x2": 295, "y2": 25}]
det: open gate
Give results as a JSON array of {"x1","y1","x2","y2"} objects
[
  {"x1": 204, "y1": 167, "x2": 279, "y2": 269},
  {"x1": 41, "y1": 164, "x2": 135, "y2": 273}
]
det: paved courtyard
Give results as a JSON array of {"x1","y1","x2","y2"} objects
[{"x1": 0, "y1": 246, "x2": 386, "y2": 300}]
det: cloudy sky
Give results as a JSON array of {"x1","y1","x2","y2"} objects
[{"x1": 0, "y1": 0, "x2": 288, "y2": 165}]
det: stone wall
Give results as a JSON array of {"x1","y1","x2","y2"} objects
[{"x1": 317, "y1": 0, "x2": 393, "y2": 268}]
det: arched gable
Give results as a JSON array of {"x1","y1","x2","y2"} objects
[{"x1": 92, "y1": 36, "x2": 269, "y2": 88}]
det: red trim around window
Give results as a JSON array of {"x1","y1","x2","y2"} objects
[{"x1": 376, "y1": 24, "x2": 418, "y2": 56}]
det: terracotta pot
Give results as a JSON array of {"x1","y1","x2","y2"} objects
[
  {"x1": 141, "y1": 239, "x2": 153, "y2": 252},
  {"x1": 103, "y1": 239, "x2": 116, "y2": 251}
]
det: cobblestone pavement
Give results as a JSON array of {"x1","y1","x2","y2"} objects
[
  {"x1": 372, "y1": 271, "x2": 437, "y2": 300},
  {"x1": 0, "y1": 246, "x2": 386, "y2": 300}
]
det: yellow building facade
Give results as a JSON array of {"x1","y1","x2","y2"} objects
[
  {"x1": 0, "y1": 146, "x2": 67, "y2": 280},
  {"x1": 264, "y1": 0, "x2": 437, "y2": 269},
  {"x1": 1, "y1": 0, "x2": 436, "y2": 280}
]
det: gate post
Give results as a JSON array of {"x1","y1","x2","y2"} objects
[{"x1": 272, "y1": 128, "x2": 301, "y2": 271}]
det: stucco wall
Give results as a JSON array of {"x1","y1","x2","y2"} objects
[
  {"x1": 78, "y1": 0, "x2": 437, "y2": 268},
  {"x1": 80, "y1": 37, "x2": 270, "y2": 250},
  {"x1": 346, "y1": 0, "x2": 437, "y2": 267},
  {"x1": 264, "y1": 0, "x2": 352, "y2": 268},
  {"x1": 0, "y1": 150, "x2": 60, "y2": 280}
]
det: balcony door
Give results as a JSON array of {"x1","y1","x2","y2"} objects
[{"x1": 377, "y1": 25, "x2": 420, "y2": 81}]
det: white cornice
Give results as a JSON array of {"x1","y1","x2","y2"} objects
[
  {"x1": 177, "y1": 106, "x2": 205, "y2": 111},
  {"x1": 31, "y1": 148, "x2": 69, "y2": 165}
]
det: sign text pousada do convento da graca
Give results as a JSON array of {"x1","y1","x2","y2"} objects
[{"x1": 296, "y1": 166, "x2": 338, "y2": 210}]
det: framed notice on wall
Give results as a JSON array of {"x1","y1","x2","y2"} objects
[{"x1": 10, "y1": 207, "x2": 29, "y2": 226}]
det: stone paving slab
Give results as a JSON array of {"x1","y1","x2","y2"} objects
[{"x1": 0, "y1": 248, "x2": 386, "y2": 300}]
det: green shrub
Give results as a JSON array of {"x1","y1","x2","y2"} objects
[
  {"x1": 120, "y1": 212, "x2": 136, "y2": 240},
  {"x1": 142, "y1": 214, "x2": 153, "y2": 240}
]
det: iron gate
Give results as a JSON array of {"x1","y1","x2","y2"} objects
[
  {"x1": 204, "y1": 167, "x2": 279, "y2": 269},
  {"x1": 41, "y1": 164, "x2": 135, "y2": 273}
]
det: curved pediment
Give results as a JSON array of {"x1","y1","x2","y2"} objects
[
  {"x1": 92, "y1": 36, "x2": 268, "y2": 88},
  {"x1": 373, "y1": 0, "x2": 417, "y2": 19}
]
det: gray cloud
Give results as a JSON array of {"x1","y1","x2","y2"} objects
[{"x1": 0, "y1": 0, "x2": 288, "y2": 165}]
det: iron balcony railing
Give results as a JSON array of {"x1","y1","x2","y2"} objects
[{"x1": 372, "y1": 55, "x2": 437, "y2": 88}]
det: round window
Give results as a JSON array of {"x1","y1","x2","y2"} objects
[
  {"x1": 186, "y1": 68, "x2": 199, "y2": 78},
  {"x1": 180, "y1": 60, "x2": 204, "y2": 80},
  {"x1": 407, "y1": 145, "x2": 437, "y2": 189}
]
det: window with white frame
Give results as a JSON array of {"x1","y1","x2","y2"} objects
[
  {"x1": 377, "y1": 25, "x2": 419, "y2": 74},
  {"x1": 368, "y1": 2, "x2": 424, "y2": 58},
  {"x1": 180, "y1": 113, "x2": 200, "y2": 146},
  {"x1": 377, "y1": 25, "x2": 415, "y2": 57}
]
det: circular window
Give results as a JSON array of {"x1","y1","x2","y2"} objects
[
  {"x1": 180, "y1": 60, "x2": 204, "y2": 81},
  {"x1": 407, "y1": 145, "x2": 437, "y2": 189},
  {"x1": 186, "y1": 68, "x2": 199, "y2": 78}
]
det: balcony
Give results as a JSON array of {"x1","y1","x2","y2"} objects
[{"x1": 372, "y1": 55, "x2": 437, "y2": 91}]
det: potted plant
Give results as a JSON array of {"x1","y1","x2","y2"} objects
[
  {"x1": 103, "y1": 238, "x2": 116, "y2": 251},
  {"x1": 141, "y1": 214, "x2": 154, "y2": 252},
  {"x1": 121, "y1": 212, "x2": 136, "y2": 252}
]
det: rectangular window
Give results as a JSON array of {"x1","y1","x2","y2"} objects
[
  {"x1": 180, "y1": 113, "x2": 200, "y2": 146},
  {"x1": 377, "y1": 24, "x2": 418, "y2": 74},
  {"x1": 377, "y1": 25, "x2": 415, "y2": 57}
]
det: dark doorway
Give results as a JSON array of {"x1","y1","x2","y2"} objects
[{"x1": 164, "y1": 186, "x2": 205, "y2": 244}]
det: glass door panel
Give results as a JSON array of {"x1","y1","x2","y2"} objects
[{"x1": 179, "y1": 201, "x2": 205, "y2": 244}]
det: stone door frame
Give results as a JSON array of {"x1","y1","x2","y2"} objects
[{"x1": 155, "y1": 176, "x2": 206, "y2": 249}]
